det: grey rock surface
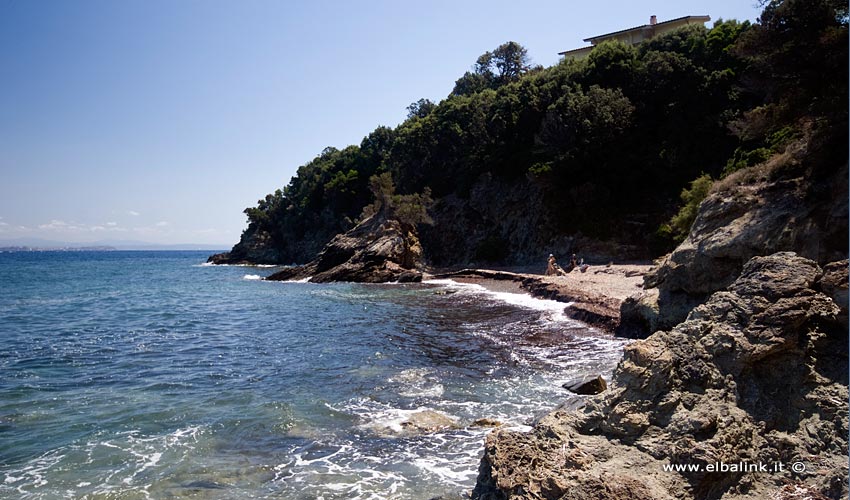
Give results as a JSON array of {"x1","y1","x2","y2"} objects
[
  {"x1": 265, "y1": 213, "x2": 423, "y2": 283},
  {"x1": 473, "y1": 252, "x2": 848, "y2": 500}
]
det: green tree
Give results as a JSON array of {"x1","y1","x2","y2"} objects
[
  {"x1": 452, "y1": 71, "x2": 489, "y2": 96},
  {"x1": 736, "y1": 0, "x2": 848, "y2": 128},
  {"x1": 489, "y1": 41, "x2": 531, "y2": 84},
  {"x1": 406, "y1": 98, "x2": 436, "y2": 119},
  {"x1": 360, "y1": 172, "x2": 433, "y2": 226},
  {"x1": 667, "y1": 174, "x2": 714, "y2": 242},
  {"x1": 452, "y1": 41, "x2": 531, "y2": 95}
]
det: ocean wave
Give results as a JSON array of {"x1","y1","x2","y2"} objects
[{"x1": 425, "y1": 278, "x2": 574, "y2": 323}]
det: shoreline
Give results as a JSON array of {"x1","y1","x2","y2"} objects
[{"x1": 428, "y1": 264, "x2": 651, "y2": 334}]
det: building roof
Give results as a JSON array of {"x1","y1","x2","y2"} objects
[
  {"x1": 558, "y1": 15, "x2": 711, "y2": 56},
  {"x1": 558, "y1": 46, "x2": 595, "y2": 56},
  {"x1": 583, "y1": 15, "x2": 711, "y2": 43}
]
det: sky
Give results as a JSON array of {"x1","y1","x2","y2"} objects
[{"x1": 0, "y1": 0, "x2": 763, "y2": 247}]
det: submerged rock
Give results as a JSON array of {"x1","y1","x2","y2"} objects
[
  {"x1": 265, "y1": 212, "x2": 424, "y2": 283},
  {"x1": 365, "y1": 410, "x2": 460, "y2": 438},
  {"x1": 473, "y1": 252, "x2": 848, "y2": 500},
  {"x1": 470, "y1": 418, "x2": 504, "y2": 428},
  {"x1": 399, "y1": 410, "x2": 458, "y2": 434}
]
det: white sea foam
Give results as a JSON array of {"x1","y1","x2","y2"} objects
[
  {"x1": 0, "y1": 425, "x2": 206, "y2": 498},
  {"x1": 425, "y1": 278, "x2": 574, "y2": 322},
  {"x1": 389, "y1": 368, "x2": 445, "y2": 399},
  {"x1": 242, "y1": 274, "x2": 262, "y2": 280}
]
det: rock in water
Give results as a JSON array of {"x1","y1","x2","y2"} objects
[
  {"x1": 470, "y1": 418, "x2": 504, "y2": 428},
  {"x1": 473, "y1": 252, "x2": 848, "y2": 500},
  {"x1": 562, "y1": 375, "x2": 607, "y2": 395},
  {"x1": 399, "y1": 410, "x2": 458, "y2": 434},
  {"x1": 265, "y1": 212, "x2": 424, "y2": 283}
]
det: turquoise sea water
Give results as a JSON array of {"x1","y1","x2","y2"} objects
[{"x1": 0, "y1": 251, "x2": 627, "y2": 499}]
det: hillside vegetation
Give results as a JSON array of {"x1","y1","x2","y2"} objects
[{"x1": 220, "y1": 0, "x2": 846, "y2": 267}]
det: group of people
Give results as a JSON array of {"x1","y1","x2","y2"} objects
[{"x1": 545, "y1": 253, "x2": 588, "y2": 276}]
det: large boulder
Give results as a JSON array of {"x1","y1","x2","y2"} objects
[
  {"x1": 265, "y1": 213, "x2": 424, "y2": 283},
  {"x1": 473, "y1": 252, "x2": 848, "y2": 500}
]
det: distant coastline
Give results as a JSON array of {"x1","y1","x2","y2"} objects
[
  {"x1": 0, "y1": 245, "x2": 117, "y2": 252},
  {"x1": 0, "y1": 239, "x2": 229, "y2": 252}
]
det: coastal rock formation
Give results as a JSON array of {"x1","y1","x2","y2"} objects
[
  {"x1": 472, "y1": 252, "x2": 848, "y2": 500},
  {"x1": 208, "y1": 226, "x2": 287, "y2": 265},
  {"x1": 265, "y1": 213, "x2": 423, "y2": 283},
  {"x1": 421, "y1": 172, "x2": 649, "y2": 267},
  {"x1": 210, "y1": 172, "x2": 650, "y2": 268},
  {"x1": 641, "y1": 139, "x2": 848, "y2": 331}
]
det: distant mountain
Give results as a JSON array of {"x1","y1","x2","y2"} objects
[{"x1": 0, "y1": 237, "x2": 228, "y2": 251}]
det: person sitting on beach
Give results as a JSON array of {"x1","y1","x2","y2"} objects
[
  {"x1": 546, "y1": 254, "x2": 568, "y2": 276},
  {"x1": 564, "y1": 253, "x2": 578, "y2": 273}
]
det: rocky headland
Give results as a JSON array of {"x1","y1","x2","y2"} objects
[{"x1": 208, "y1": 130, "x2": 848, "y2": 500}]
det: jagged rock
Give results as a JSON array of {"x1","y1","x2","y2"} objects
[
  {"x1": 265, "y1": 213, "x2": 423, "y2": 283},
  {"x1": 563, "y1": 375, "x2": 607, "y2": 395},
  {"x1": 816, "y1": 260, "x2": 848, "y2": 327},
  {"x1": 473, "y1": 252, "x2": 849, "y2": 500},
  {"x1": 617, "y1": 288, "x2": 660, "y2": 338},
  {"x1": 643, "y1": 149, "x2": 847, "y2": 330}
]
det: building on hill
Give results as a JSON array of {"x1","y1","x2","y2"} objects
[{"x1": 559, "y1": 15, "x2": 711, "y2": 59}]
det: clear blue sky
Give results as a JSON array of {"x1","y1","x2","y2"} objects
[{"x1": 0, "y1": 0, "x2": 762, "y2": 246}]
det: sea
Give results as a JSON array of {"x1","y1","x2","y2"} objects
[{"x1": 0, "y1": 251, "x2": 629, "y2": 499}]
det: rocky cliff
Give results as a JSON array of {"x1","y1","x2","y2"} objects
[
  {"x1": 264, "y1": 211, "x2": 424, "y2": 283},
  {"x1": 628, "y1": 134, "x2": 849, "y2": 333},
  {"x1": 473, "y1": 252, "x2": 848, "y2": 500},
  {"x1": 207, "y1": 215, "x2": 344, "y2": 266},
  {"x1": 420, "y1": 173, "x2": 647, "y2": 266},
  {"x1": 211, "y1": 172, "x2": 653, "y2": 268}
]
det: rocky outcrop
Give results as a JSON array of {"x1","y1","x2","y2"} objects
[
  {"x1": 207, "y1": 225, "x2": 287, "y2": 265},
  {"x1": 641, "y1": 140, "x2": 848, "y2": 332},
  {"x1": 265, "y1": 212, "x2": 424, "y2": 283},
  {"x1": 473, "y1": 252, "x2": 848, "y2": 500}
]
